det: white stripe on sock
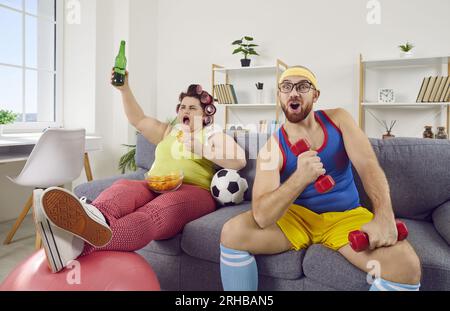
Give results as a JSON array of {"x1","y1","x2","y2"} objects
[
  {"x1": 374, "y1": 279, "x2": 389, "y2": 291},
  {"x1": 220, "y1": 252, "x2": 250, "y2": 259},
  {"x1": 220, "y1": 257, "x2": 255, "y2": 267}
]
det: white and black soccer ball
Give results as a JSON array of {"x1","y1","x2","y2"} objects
[{"x1": 211, "y1": 169, "x2": 248, "y2": 206}]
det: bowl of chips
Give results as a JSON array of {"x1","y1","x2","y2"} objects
[{"x1": 145, "y1": 170, "x2": 184, "y2": 193}]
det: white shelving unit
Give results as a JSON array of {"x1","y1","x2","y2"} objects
[
  {"x1": 212, "y1": 59, "x2": 288, "y2": 128},
  {"x1": 359, "y1": 54, "x2": 450, "y2": 138}
]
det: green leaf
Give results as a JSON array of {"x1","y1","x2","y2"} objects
[
  {"x1": 247, "y1": 44, "x2": 259, "y2": 47},
  {"x1": 244, "y1": 36, "x2": 254, "y2": 41},
  {"x1": 0, "y1": 110, "x2": 18, "y2": 125},
  {"x1": 118, "y1": 147, "x2": 137, "y2": 174},
  {"x1": 232, "y1": 48, "x2": 245, "y2": 55},
  {"x1": 248, "y1": 50, "x2": 259, "y2": 56},
  {"x1": 232, "y1": 40, "x2": 243, "y2": 45}
]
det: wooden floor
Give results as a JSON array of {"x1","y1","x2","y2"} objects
[{"x1": 0, "y1": 215, "x2": 35, "y2": 283}]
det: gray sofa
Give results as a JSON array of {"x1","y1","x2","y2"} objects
[{"x1": 74, "y1": 133, "x2": 450, "y2": 291}]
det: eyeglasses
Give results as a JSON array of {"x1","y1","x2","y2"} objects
[{"x1": 278, "y1": 81, "x2": 315, "y2": 94}]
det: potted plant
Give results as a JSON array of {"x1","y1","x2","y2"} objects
[
  {"x1": 0, "y1": 110, "x2": 18, "y2": 136},
  {"x1": 232, "y1": 36, "x2": 260, "y2": 67},
  {"x1": 399, "y1": 42, "x2": 414, "y2": 58}
]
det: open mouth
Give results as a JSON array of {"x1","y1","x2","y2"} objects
[
  {"x1": 289, "y1": 103, "x2": 301, "y2": 111},
  {"x1": 183, "y1": 116, "x2": 190, "y2": 125}
]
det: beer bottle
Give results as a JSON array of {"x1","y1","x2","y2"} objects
[{"x1": 112, "y1": 41, "x2": 127, "y2": 86}]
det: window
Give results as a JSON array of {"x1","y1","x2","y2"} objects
[{"x1": 0, "y1": 0, "x2": 63, "y2": 131}]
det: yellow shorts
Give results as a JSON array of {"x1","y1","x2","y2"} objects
[{"x1": 277, "y1": 205, "x2": 374, "y2": 251}]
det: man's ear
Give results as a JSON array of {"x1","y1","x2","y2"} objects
[{"x1": 313, "y1": 90, "x2": 321, "y2": 103}]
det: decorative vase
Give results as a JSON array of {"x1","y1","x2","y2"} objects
[
  {"x1": 435, "y1": 127, "x2": 448, "y2": 139},
  {"x1": 241, "y1": 59, "x2": 251, "y2": 67},
  {"x1": 256, "y1": 89, "x2": 263, "y2": 104},
  {"x1": 382, "y1": 131, "x2": 395, "y2": 139},
  {"x1": 423, "y1": 126, "x2": 434, "y2": 139}
]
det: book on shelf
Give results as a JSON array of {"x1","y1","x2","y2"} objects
[
  {"x1": 220, "y1": 84, "x2": 229, "y2": 104},
  {"x1": 214, "y1": 84, "x2": 226, "y2": 104},
  {"x1": 439, "y1": 77, "x2": 450, "y2": 102},
  {"x1": 416, "y1": 76, "x2": 450, "y2": 103},
  {"x1": 214, "y1": 84, "x2": 239, "y2": 105},
  {"x1": 416, "y1": 77, "x2": 429, "y2": 103},
  {"x1": 224, "y1": 85, "x2": 234, "y2": 105},
  {"x1": 228, "y1": 85, "x2": 239, "y2": 105},
  {"x1": 422, "y1": 76, "x2": 437, "y2": 102},
  {"x1": 429, "y1": 76, "x2": 443, "y2": 102},
  {"x1": 213, "y1": 85, "x2": 221, "y2": 104},
  {"x1": 433, "y1": 76, "x2": 448, "y2": 102},
  {"x1": 444, "y1": 83, "x2": 450, "y2": 102}
]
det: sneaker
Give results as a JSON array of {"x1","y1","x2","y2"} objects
[
  {"x1": 40, "y1": 187, "x2": 112, "y2": 248},
  {"x1": 33, "y1": 189, "x2": 85, "y2": 273}
]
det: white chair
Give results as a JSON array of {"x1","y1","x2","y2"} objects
[{"x1": 3, "y1": 129, "x2": 86, "y2": 248}]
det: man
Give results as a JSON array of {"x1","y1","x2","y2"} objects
[{"x1": 219, "y1": 66, "x2": 421, "y2": 291}]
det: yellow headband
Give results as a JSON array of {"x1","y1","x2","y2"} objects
[{"x1": 279, "y1": 67, "x2": 319, "y2": 91}]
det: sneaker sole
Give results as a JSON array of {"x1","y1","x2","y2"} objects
[
  {"x1": 33, "y1": 191, "x2": 63, "y2": 273},
  {"x1": 37, "y1": 219, "x2": 64, "y2": 273},
  {"x1": 42, "y1": 189, "x2": 112, "y2": 248}
]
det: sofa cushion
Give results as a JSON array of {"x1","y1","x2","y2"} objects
[
  {"x1": 403, "y1": 219, "x2": 450, "y2": 291},
  {"x1": 140, "y1": 234, "x2": 183, "y2": 256},
  {"x1": 432, "y1": 201, "x2": 450, "y2": 245},
  {"x1": 302, "y1": 219, "x2": 450, "y2": 291},
  {"x1": 135, "y1": 133, "x2": 156, "y2": 171},
  {"x1": 353, "y1": 138, "x2": 450, "y2": 221},
  {"x1": 181, "y1": 203, "x2": 305, "y2": 280},
  {"x1": 302, "y1": 244, "x2": 369, "y2": 291},
  {"x1": 234, "y1": 132, "x2": 271, "y2": 201}
]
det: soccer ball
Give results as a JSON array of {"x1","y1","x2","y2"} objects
[{"x1": 211, "y1": 169, "x2": 248, "y2": 206}]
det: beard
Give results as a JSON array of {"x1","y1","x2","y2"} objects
[{"x1": 281, "y1": 101, "x2": 313, "y2": 123}]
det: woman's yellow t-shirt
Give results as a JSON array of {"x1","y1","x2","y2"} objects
[{"x1": 148, "y1": 127, "x2": 216, "y2": 191}]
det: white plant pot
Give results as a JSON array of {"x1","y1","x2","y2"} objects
[{"x1": 400, "y1": 51, "x2": 413, "y2": 58}]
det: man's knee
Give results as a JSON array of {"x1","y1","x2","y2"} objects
[
  {"x1": 386, "y1": 242, "x2": 422, "y2": 285},
  {"x1": 220, "y1": 213, "x2": 251, "y2": 250},
  {"x1": 402, "y1": 244, "x2": 422, "y2": 284}
]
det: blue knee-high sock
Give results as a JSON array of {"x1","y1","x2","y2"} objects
[
  {"x1": 220, "y1": 244, "x2": 258, "y2": 291},
  {"x1": 370, "y1": 278, "x2": 421, "y2": 291}
]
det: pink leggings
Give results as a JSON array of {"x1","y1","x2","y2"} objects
[{"x1": 82, "y1": 179, "x2": 216, "y2": 255}]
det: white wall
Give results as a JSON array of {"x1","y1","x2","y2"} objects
[
  {"x1": 155, "y1": 0, "x2": 450, "y2": 136},
  {"x1": 67, "y1": 0, "x2": 158, "y2": 188}
]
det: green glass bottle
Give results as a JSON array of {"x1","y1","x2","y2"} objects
[{"x1": 112, "y1": 40, "x2": 127, "y2": 86}]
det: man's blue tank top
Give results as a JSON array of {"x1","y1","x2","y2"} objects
[{"x1": 276, "y1": 110, "x2": 361, "y2": 214}]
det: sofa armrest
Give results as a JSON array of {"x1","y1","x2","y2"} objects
[
  {"x1": 73, "y1": 169, "x2": 146, "y2": 202},
  {"x1": 432, "y1": 201, "x2": 450, "y2": 245}
]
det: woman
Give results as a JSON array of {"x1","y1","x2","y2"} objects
[{"x1": 33, "y1": 70, "x2": 247, "y2": 273}]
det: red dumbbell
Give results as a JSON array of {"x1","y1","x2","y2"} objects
[
  {"x1": 348, "y1": 220, "x2": 409, "y2": 252},
  {"x1": 291, "y1": 138, "x2": 336, "y2": 194}
]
